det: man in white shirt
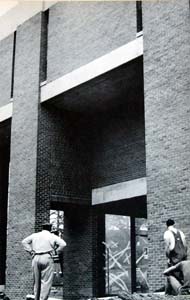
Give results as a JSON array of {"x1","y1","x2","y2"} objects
[
  {"x1": 164, "y1": 219, "x2": 187, "y2": 266},
  {"x1": 164, "y1": 219, "x2": 187, "y2": 294},
  {"x1": 22, "y1": 223, "x2": 66, "y2": 300}
]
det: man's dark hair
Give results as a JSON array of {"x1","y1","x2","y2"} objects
[
  {"x1": 166, "y1": 219, "x2": 175, "y2": 227},
  {"x1": 42, "y1": 223, "x2": 52, "y2": 231}
]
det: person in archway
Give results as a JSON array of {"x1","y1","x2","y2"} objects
[
  {"x1": 164, "y1": 219, "x2": 187, "y2": 294},
  {"x1": 22, "y1": 223, "x2": 66, "y2": 300}
]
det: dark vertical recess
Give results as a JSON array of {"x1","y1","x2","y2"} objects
[
  {"x1": 136, "y1": 1, "x2": 143, "y2": 33},
  {"x1": 0, "y1": 120, "x2": 11, "y2": 285},
  {"x1": 131, "y1": 217, "x2": 136, "y2": 293},
  {"x1": 93, "y1": 213, "x2": 106, "y2": 298},
  {"x1": 40, "y1": 9, "x2": 49, "y2": 83},
  {"x1": 10, "y1": 31, "x2": 16, "y2": 98}
]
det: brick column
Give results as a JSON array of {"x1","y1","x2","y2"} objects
[
  {"x1": 63, "y1": 206, "x2": 94, "y2": 300},
  {"x1": 6, "y1": 13, "x2": 42, "y2": 300},
  {"x1": 143, "y1": 1, "x2": 190, "y2": 291}
]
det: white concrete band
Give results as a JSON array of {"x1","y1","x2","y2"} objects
[
  {"x1": 41, "y1": 36, "x2": 143, "y2": 103},
  {"x1": 92, "y1": 177, "x2": 147, "y2": 205},
  {"x1": 0, "y1": 103, "x2": 13, "y2": 122}
]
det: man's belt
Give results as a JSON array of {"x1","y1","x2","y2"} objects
[{"x1": 34, "y1": 251, "x2": 53, "y2": 256}]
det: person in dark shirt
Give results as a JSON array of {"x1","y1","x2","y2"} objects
[{"x1": 164, "y1": 260, "x2": 190, "y2": 295}]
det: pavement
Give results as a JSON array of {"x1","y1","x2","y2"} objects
[
  {"x1": 25, "y1": 292, "x2": 190, "y2": 300},
  {"x1": 87, "y1": 293, "x2": 190, "y2": 300}
]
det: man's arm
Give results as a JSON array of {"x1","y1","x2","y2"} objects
[
  {"x1": 180, "y1": 230, "x2": 187, "y2": 248},
  {"x1": 22, "y1": 234, "x2": 34, "y2": 253},
  {"x1": 179, "y1": 230, "x2": 188, "y2": 259},
  {"x1": 54, "y1": 235, "x2": 66, "y2": 254},
  {"x1": 164, "y1": 231, "x2": 171, "y2": 258},
  {"x1": 164, "y1": 230, "x2": 174, "y2": 257},
  {"x1": 163, "y1": 262, "x2": 181, "y2": 276}
]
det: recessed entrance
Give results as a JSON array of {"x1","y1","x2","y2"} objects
[
  {"x1": 50, "y1": 209, "x2": 65, "y2": 299},
  {"x1": 0, "y1": 119, "x2": 11, "y2": 286}
]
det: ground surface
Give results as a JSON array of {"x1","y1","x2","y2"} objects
[{"x1": 87, "y1": 293, "x2": 190, "y2": 300}]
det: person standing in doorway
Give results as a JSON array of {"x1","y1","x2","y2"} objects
[
  {"x1": 22, "y1": 223, "x2": 66, "y2": 300},
  {"x1": 164, "y1": 219, "x2": 187, "y2": 294}
]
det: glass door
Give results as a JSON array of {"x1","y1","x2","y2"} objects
[
  {"x1": 104, "y1": 214, "x2": 131, "y2": 295},
  {"x1": 104, "y1": 215, "x2": 149, "y2": 296}
]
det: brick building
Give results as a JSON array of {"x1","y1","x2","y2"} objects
[{"x1": 0, "y1": 1, "x2": 189, "y2": 299}]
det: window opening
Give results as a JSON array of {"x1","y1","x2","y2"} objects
[
  {"x1": 10, "y1": 31, "x2": 16, "y2": 98},
  {"x1": 136, "y1": 1, "x2": 143, "y2": 33}
]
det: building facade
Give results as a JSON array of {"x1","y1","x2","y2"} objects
[{"x1": 0, "y1": 1, "x2": 189, "y2": 299}]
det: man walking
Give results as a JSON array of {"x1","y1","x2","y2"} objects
[
  {"x1": 22, "y1": 223, "x2": 66, "y2": 300},
  {"x1": 164, "y1": 219, "x2": 187, "y2": 266},
  {"x1": 164, "y1": 219, "x2": 187, "y2": 294}
]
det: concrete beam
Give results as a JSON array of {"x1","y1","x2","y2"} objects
[
  {"x1": 0, "y1": 103, "x2": 12, "y2": 122},
  {"x1": 92, "y1": 177, "x2": 147, "y2": 205},
  {"x1": 41, "y1": 36, "x2": 143, "y2": 103}
]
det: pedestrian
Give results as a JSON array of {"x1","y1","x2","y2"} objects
[
  {"x1": 164, "y1": 219, "x2": 187, "y2": 294},
  {"x1": 164, "y1": 219, "x2": 187, "y2": 266},
  {"x1": 22, "y1": 223, "x2": 66, "y2": 300}
]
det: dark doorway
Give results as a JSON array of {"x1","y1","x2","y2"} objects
[
  {"x1": 0, "y1": 119, "x2": 11, "y2": 285},
  {"x1": 50, "y1": 209, "x2": 64, "y2": 299}
]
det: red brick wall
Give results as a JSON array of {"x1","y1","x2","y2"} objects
[
  {"x1": 6, "y1": 14, "x2": 42, "y2": 299},
  {"x1": 38, "y1": 79, "x2": 145, "y2": 206},
  {"x1": 143, "y1": 0, "x2": 190, "y2": 291}
]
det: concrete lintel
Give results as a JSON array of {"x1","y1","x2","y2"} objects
[
  {"x1": 41, "y1": 36, "x2": 143, "y2": 103},
  {"x1": 0, "y1": 102, "x2": 13, "y2": 122},
  {"x1": 92, "y1": 177, "x2": 147, "y2": 205}
]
